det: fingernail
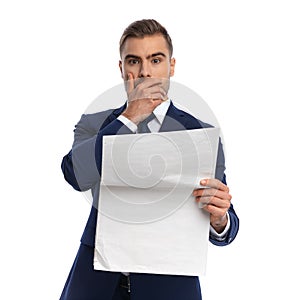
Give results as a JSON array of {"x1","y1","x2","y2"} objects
[{"x1": 200, "y1": 180, "x2": 206, "y2": 185}]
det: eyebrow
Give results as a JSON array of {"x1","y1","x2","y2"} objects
[{"x1": 124, "y1": 52, "x2": 167, "y2": 60}]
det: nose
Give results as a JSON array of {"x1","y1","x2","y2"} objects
[{"x1": 139, "y1": 61, "x2": 151, "y2": 78}]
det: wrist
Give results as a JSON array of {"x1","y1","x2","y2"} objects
[
  {"x1": 121, "y1": 112, "x2": 140, "y2": 125},
  {"x1": 211, "y1": 214, "x2": 228, "y2": 233}
]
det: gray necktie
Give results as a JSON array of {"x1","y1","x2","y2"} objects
[{"x1": 137, "y1": 113, "x2": 156, "y2": 133}]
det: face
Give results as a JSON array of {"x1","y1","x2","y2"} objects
[{"x1": 119, "y1": 34, "x2": 175, "y2": 81}]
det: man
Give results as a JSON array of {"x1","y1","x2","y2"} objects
[{"x1": 60, "y1": 19, "x2": 239, "y2": 300}]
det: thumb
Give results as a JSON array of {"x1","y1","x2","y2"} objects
[{"x1": 126, "y1": 73, "x2": 134, "y2": 94}]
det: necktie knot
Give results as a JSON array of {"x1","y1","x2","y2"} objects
[{"x1": 137, "y1": 113, "x2": 156, "y2": 133}]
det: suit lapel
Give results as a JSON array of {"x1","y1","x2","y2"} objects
[
  {"x1": 159, "y1": 101, "x2": 190, "y2": 132},
  {"x1": 111, "y1": 103, "x2": 127, "y2": 119}
]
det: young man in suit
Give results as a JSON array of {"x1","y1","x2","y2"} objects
[{"x1": 60, "y1": 19, "x2": 239, "y2": 300}]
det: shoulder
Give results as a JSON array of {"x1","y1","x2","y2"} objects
[
  {"x1": 75, "y1": 105, "x2": 124, "y2": 133},
  {"x1": 83, "y1": 109, "x2": 115, "y2": 126}
]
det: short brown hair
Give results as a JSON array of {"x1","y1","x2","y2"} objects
[{"x1": 119, "y1": 19, "x2": 173, "y2": 57}]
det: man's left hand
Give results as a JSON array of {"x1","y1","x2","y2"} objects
[{"x1": 193, "y1": 178, "x2": 232, "y2": 233}]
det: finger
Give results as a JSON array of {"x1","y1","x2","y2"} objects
[
  {"x1": 196, "y1": 196, "x2": 211, "y2": 208},
  {"x1": 141, "y1": 86, "x2": 167, "y2": 101},
  {"x1": 136, "y1": 77, "x2": 164, "y2": 88},
  {"x1": 154, "y1": 87, "x2": 168, "y2": 100},
  {"x1": 128, "y1": 94, "x2": 164, "y2": 103},
  {"x1": 128, "y1": 84, "x2": 165, "y2": 102},
  {"x1": 193, "y1": 188, "x2": 232, "y2": 201},
  {"x1": 202, "y1": 204, "x2": 228, "y2": 219},
  {"x1": 150, "y1": 93, "x2": 167, "y2": 101},
  {"x1": 200, "y1": 178, "x2": 229, "y2": 192},
  {"x1": 197, "y1": 195, "x2": 231, "y2": 209},
  {"x1": 126, "y1": 73, "x2": 134, "y2": 94},
  {"x1": 194, "y1": 187, "x2": 232, "y2": 211},
  {"x1": 151, "y1": 99, "x2": 163, "y2": 109},
  {"x1": 135, "y1": 78, "x2": 166, "y2": 95}
]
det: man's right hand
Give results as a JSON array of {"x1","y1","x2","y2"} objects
[{"x1": 122, "y1": 73, "x2": 168, "y2": 124}]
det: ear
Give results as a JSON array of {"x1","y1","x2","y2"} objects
[
  {"x1": 169, "y1": 58, "x2": 176, "y2": 77},
  {"x1": 119, "y1": 60, "x2": 124, "y2": 79}
]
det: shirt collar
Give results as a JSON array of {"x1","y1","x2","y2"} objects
[{"x1": 152, "y1": 98, "x2": 171, "y2": 125}]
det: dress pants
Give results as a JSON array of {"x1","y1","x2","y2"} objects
[{"x1": 112, "y1": 274, "x2": 131, "y2": 300}]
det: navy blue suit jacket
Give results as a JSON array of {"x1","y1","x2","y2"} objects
[{"x1": 60, "y1": 102, "x2": 239, "y2": 300}]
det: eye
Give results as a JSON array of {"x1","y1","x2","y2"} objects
[
  {"x1": 128, "y1": 59, "x2": 140, "y2": 65},
  {"x1": 152, "y1": 58, "x2": 161, "y2": 64}
]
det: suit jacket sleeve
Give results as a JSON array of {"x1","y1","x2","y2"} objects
[
  {"x1": 208, "y1": 172, "x2": 239, "y2": 246},
  {"x1": 205, "y1": 134, "x2": 239, "y2": 246},
  {"x1": 61, "y1": 113, "x2": 132, "y2": 191}
]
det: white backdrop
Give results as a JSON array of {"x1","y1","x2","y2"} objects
[{"x1": 1, "y1": 1, "x2": 299, "y2": 299}]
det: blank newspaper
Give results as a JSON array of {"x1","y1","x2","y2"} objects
[{"x1": 94, "y1": 127, "x2": 220, "y2": 276}]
